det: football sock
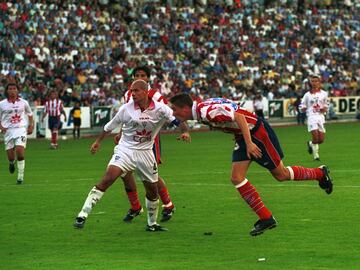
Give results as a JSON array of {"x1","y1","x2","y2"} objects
[
  {"x1": 78, "y1": 186, "x2": 104, "y2": 218},
  {"x1": 145, "y1": 197, "x2": 159, "y2": 226},
  {"x1": 159, "y1": 187, "x2": 173, "y2": 208},
  {"x1": 77, "y1": 128, "x2": 80, "y2": 138},
  {"x1": 51, "y1": 131, "x2": 58, "y2": 145},
  {"x1": 17, "y1": 160, "x2": 25, "y2": 180},
  {"x1": 312, "y1": 144, "x2": 319, "y2": 159},
  {"x1": 126, "y1": 191, "x2": 142, "y2": 210},
  {"x1": 287, "y1": 166, "x2": 324, "y2": 181},
  {"x1": 236, "y1": 179, "x2": 272, "y2": 220}
]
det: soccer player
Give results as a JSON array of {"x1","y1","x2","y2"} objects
[
  {"x1": 41, "y1": 90, "x2": 67, "y2": 149},
  {"x1": 0, "y1": 83, "x2": 34, "y2": 184},
  {"x1": 118, "y1": 66, "x2": 190, "y2": 223},
  {"x1": 170, "y1": 93, "x2": 333, "y2": 236},
  {"x1": 299, "y1": 74, "x2": 329, "y2": 161},
  {"x1": 74, "y1": 80, "x2": 184, "y2": 231}
]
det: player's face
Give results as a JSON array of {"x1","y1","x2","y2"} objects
[
  {"x1": 310, "y1": 78, "x2": 321, "y2": 89},
  {"x1": 7, "y1": 85, "x2": 18, "y2": 99},
  {"x1": 134, "y1": 70, "x2": 149, "y2": 82},
  {"x1": 131, "y1": 85, "x2": 148, "y2": 103},
  {"x1": 50, "y1": 92, "x2": 57, "y2": 99},
  {"x1": 171, "y1": 104, "x2": 191, "y2": 122}
]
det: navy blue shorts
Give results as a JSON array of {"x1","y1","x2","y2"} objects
[
  {"x1": 48, "y1": 116, "x2": 61, "y2": 130},
  {"x1": 232, "y1": 119, "x2": 284, "y2": 170}
]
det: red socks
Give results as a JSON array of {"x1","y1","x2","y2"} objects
[
  {"x1": 126, "y1": 191, "x2": 141, "y2": 210},
  {"x1": 288, "y1": 166, "x2": 324, "y2": 181},
  {"x1": 236, "y1": 180, "x2": 272, "y2": 220},
  {"x1": 51, "y1": 132, "x2": 58, "y2": 145},
  {"x1": 159, "y1": 187, "x2": 174, "y2": 209}
]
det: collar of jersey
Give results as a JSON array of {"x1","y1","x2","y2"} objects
[{"x1": 134, "y1": 98, "x2": 155, "y2": 111}]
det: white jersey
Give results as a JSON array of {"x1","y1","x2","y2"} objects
[
  {"x1": 0, "y1": 98, "x2": 33, "y2": 129},
  {"x1": 104, "y1": 99, "x2": 174, "y2": 150},
  {"x1": 299, "y1": 89, "x2": 329, "y2": 118}
]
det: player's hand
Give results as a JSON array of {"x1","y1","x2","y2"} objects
[
  {"x1": 246, "y1": 142, "x2": 262, "y2": 159},
  {"x1": 90, "y1": 142, "x2": 100, "y2": 154},
  {"x1": 177, "y1": 132, "x2": 191, "y2": 142},
  {"x1": 114, "y1": 134, "x2": 121, "y2": 145},
  {"x1": 27, "y1": 125, "x2": 34, "y2": 135}
]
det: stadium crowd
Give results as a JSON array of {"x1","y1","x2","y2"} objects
[{"x1": 0, "y1": 0, "x2": 359, "y2": 107}]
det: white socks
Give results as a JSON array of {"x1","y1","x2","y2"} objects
[
  {"x1": 146, "y1": 197, "x2": 159, "y2": 226},
  {"x1": 78, "y1": 187, "x2": 104, "y2": 219},
  {"x1": 312, "y1": 143, "x2": 319, "y2": 159},
  {"x1": 17, "y1": 160, "x2": 25, "y2": 181}
]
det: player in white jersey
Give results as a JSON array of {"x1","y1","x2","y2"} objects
[
  {"x1": 0, "y1": 83, "x2": 34, "y2": 184},
  {"x1": 73, "y1": 80, "x2": 182, "y2": 232},
  {"x1": 118, "y1": 66, "x2": 190, "y2": 223},
  {"x1": 299, "y1": 75, "x2": 329, "y2": 161}
]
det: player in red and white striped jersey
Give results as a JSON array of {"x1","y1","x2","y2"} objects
[
  {"x1": 0, "y1": 83, "x2": 34, "y2": 184},
  {"x1": 170, "y1": 93, "x2": 333, "y2": 236},
  {"x1": 117, "y1": 66, "x2": 190, "y2": 223},
  {"x1": 41, "y1": 90, "x2": 67, "y2": 149}
]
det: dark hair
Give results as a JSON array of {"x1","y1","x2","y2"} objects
[
  {"x1": 132, "y1": 66, "x2": 151, "y2": 78},
  {"x1": 170, "y1": 93, "x2": 193, "y2": 108},
  {"x1": 5, "y1": 83, "x2": 18, "y2": 97}
]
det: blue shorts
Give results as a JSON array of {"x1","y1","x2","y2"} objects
[
  {"x1": 232, "y1": 119, "x2": 284, "y2": 170},
  {"x1": 48, "y1": 116, "x2": 61, "y2": 130}
]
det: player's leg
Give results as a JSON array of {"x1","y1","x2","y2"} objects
[
  {"x1": 74, "y1": 165, "x2": 123, "y2": 228},
  {"x1": 6, "y1": 148, "x2": 16, "y2": 174},
  {"x1": 157, "y1": 176, "x2": 175, "y2": 222},
  {"x1": 232, "y1": 160, "x2": 276, "y2": 236},
  {"x1": 311, "y1": 129, "x2": 321, "y2": 160},
  {"x1": 15, "y1": 145, "x2": 26, "y2": 184},
  {"x1": 137, "y1": 150, "x2": 167, "y2": 232},
  {"x1": 121, "y1": 172, "x2": 143, "y2": 222},
  {"x1": 271, "y1": 161, "x2": 333, "y2": 194}
]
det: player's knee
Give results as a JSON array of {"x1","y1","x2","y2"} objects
[{"x1": 231, "y1": 177, "x2": 247, "y2": 186}]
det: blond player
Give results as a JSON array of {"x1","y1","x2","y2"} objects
[
  {"x1": 74, "y1": 80, "x2": 185, "y2": 231},
  {"x1": 0, "y1": 83, "x2": 34, "y2": 184}
]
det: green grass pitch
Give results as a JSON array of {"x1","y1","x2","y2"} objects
[{"x1": 1, "y1": 122, "x2": 360, "y2": 270}]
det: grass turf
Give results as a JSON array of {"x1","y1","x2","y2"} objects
[{"x1": 1, "y1": 122, "x2": 360, "y2": 270}]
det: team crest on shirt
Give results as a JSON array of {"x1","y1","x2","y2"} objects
[
  {"x1": 10, "y1": 113, "x2": 21, "y2": 124},
  {"x1": 133, "y1": 129, "x2": 152, "y2": 143}
]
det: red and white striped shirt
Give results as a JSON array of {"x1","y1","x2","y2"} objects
[
  {"x1": 45, "y1": 98, "x2": 63, "y2": 117},
  {"x1": 193, "y1": 98, "x2": 258, "y2": 134}
]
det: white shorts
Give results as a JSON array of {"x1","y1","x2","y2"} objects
[
  {"x1": 307, "y1": 115, "x2": 326, "y2": 133},
  {"x1": 4, "y1": 127, "x2": 28, "y2": 150},
  {"x1": 108, "y1": 145, "x2": 158, "y2": 183}
]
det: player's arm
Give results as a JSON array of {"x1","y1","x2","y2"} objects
[
  {"x1": 299, "y1": 94, "x2": 307, "y2": 112},
  {"x1": 61, "y1": 104, "x2": 67, "y2": 121},
  {"x1": 234, "y1": 112, "x2": 262, "y2": 159},
  {"x1": 25, "y1": 101, "x2": 34, "y2": 134},
  {"x1": 27, "y1": 115, "x2": 34, "y2": 134},
  {"x1": 0, "y1": 109, "x2": 5, "y2": 133},
  {"x1": 41, "y1": 107, "x2": 47, "y2": 122},
  {"x1": 90, "y1": 129, "x2": 112, "y2": 154},
  {"x1": 177, "y1": 121, "x2": 191, "y2": 142}
]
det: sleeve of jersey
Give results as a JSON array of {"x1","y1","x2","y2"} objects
[
  {"x1": 104, "y1": 106, "x2": 125, "y2": 132},
  {"x1": 25, "y1": 101, "x2": 33, "y2": 116},
  {"x1": 323, "y1": 92, "x2": 330, "y2": 109},
  {"x1": 202, "y1": 105, "x2": 235, "y2": 122},
  {"x1": 299, "y1": 94, "x2": 307, "y2": 110}
]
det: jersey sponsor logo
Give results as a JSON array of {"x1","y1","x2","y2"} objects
[{"x1": 133, "y1": 129, "x2": 152, "y2": 143}]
